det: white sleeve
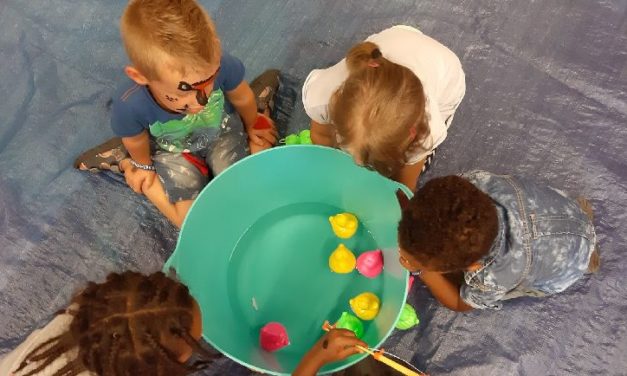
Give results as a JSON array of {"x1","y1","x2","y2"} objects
[
  {"x1": 0, "y1": 313, "x2": 78, "y2": 376},
  {"x1": 0, "y1": 328, "x2": 44, "y2": 375},
  {"x1": 301, "y1": 59, "x2": 350, "y2": 125},
  {"x1": 405, "y1": 97, "x2": 448, "y2": 164},
  {"x1": 366, "y1": 24, "x2": 466, "y2": 112}
]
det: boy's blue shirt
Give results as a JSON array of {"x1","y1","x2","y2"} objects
[{"x1": 110, "y1": 51, "x2": 245, "y2": 139}]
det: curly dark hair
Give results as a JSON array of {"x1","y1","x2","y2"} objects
[
  {"x1": 398, "y1": 175, "x2": 499, "y2": 271},
  {"x1": 14, "y1": 271, "x2": 217, "y2": 376}
]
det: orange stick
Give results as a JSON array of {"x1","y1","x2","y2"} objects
[{"x1": 321, "y1": 322, "x2": 426, "y2": 376}]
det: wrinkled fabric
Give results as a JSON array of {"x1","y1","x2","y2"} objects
[
  {"x1": 0, "y1": 0, "x2": 626, "y2": 375},
  {"x1": 149, "y1": 90, "x2": 226, "y2": 153},
  {"x1": 153, "y1": 114, "x2": 250, "y2": 203},
  {"x1": 460, "y1": 170, "x2": 596, "y2": 310}
]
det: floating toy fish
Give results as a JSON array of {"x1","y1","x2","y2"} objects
[
  {"x1": 356, "y1": 249, "x2": 384, "y2": 278},
  {"x1": 350, "y1": 292, "x2": 381, "y2": 321},
  {"x1": 284, "y1": 129, "x2": 312, "y2": 145},
  {"x1": 395, "y1": 304, "x2": 420, "y2": 330},
  {"x1": 259, "y1": 322, "x2": 290, "y2": 352},
  {"x1": 329, "y1": 244, "x2": 357, "y2": 274},
  {"x1": 329, "y1": 212, "x2": 358, "y2": 239},
  {"x1": 408, "y1": 275, "x2": 415, "y2": 290}
]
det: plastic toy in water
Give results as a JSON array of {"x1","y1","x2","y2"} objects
[
  {"x1": 334, "y1": 312, "x2": 365, "y2": 339},
  {"x1": 329, "y1": 212, "x2": 359, "y2": 239},
  {"x1": 395, "y1": 303, "x2": 420, "y2": 330},
  {"x1": 284, "y1": 130, "x2": 313, "y2": 145},
  {"x1": 259, "y1": 322, "x2": 290, "y2": 352},
  {"x1": 356, "y1": 249, "x2": 384, "y2": 278},
  {"x1": 408, "y1": 275, "x2": 415, "y2": 290},
  {"x1": 329, "y1": 244, "x2": 357, "y2": 274},
  {"x1": 350, "y1": 292, "x2": 381, "y2": 320}
]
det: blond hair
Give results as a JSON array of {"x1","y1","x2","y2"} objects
[
  {"x1": 329, "y1": 41, "x2": 430, "y2": 178},
  {"x1": 121, "y1": 0, "x2": 221, "y2": 80}
]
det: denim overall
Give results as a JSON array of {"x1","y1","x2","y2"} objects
[{"x1": 460, "y1": 171, "x2": 596, "y2": 310}]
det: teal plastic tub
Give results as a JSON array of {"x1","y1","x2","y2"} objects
[{"x1": 165, "y1": 145, "x2": 410, "y2": 374}]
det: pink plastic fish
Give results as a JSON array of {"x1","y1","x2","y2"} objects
[
  {"x1": 356, "y1": 249, "x2": 384, "y2": 278},
  {"x1": 259, "y1": 322, "x2": 290, "y2": 352}
]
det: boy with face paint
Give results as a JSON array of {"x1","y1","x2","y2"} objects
[{"x1": 75, "y1": 0, "x2": 279, "y2": 228}]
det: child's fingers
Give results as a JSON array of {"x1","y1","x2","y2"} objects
[
  {"x1": 333, "y1": 328, "x2": 358, "y2": 337},
  {"x1": 260, "y1": 131, "x2": 278, "y2": 145},
  {"x1": 337, "y1": 345, "x2": 362, "y2": 360},
  {"x1": 333, "y1": 329, "x2": 366, "y2": 347},
  {"x1": 329, "y1": 335, "x2": 367, "y2": 351},
  {"x1": 249, "y1": 133, "x2": 266, "y2": 146},
  {"x1": 259, "y1": 128, "x2": 279, "y2": 144},
  {"x1": 338, "y1": 336, "x2": 367, "y2": 349}
]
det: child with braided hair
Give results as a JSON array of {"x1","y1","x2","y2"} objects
[
  {"x1": 1, "y1": 271, "x2": 374, "y2": 376},
  {"x1": 302, "y1": 26, "x2": 466, "y2": 190},
  {"x1": 0, "y1": 271, "x2": 216, "y2": 376}
]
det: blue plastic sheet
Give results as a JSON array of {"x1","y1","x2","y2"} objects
[{"x1": 1, "y1": 0, "x2": 626, "y2": 374}]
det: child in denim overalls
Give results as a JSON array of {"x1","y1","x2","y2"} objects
[{"x1": 397, "y1": 171, "x2": 599, "y2": 311}]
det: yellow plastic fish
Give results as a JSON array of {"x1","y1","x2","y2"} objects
[
  {"x1": 329, "y1": 213, "x2": 359, "y2": 239},
  {"x1": 328, "y1": 244, "x2": 356, "y2": 274},
  {"x1": 350, "y1": 292, "x2": 381, "y2": 320}
]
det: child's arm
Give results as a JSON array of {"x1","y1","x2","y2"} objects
[
  {"x1": 396, "y1": 159, "x2": 426, "y2": 191},
  {"x1": 293, "y1": 329, "x2": 366, "y2": 376},
  {"x1": 310, "y1": 120, "x2": 337, "y2": 147},
  {"x1": 419, "y1": 271, "x2": 473, "y2": 312},
  {"x1": 226, "y1": 82, "x2": 278, "y2": 150},
  {"x1": 120, "y1": 130, "x2": 156, "y2": 193}
]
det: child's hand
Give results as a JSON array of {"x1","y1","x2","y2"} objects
[
  {"x1": 124, "y1": 166, "x2": 156, "y2": 194},
  {"x1": 248, "y1": 114, "x2": 278, "y2": 152},
  {"x1": 293, "y1": 329, "x2": 366, "y2": 376},
  {"x1": 311, "y1": 329, "x2": 367, "y2": 364}
]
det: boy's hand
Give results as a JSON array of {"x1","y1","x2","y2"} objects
[
  {"x1": 248, "y1": 114, "x2": 278, "y2": 152},
  {"x1": 124, "y1": 165, "x2": 156, "y2": 194}
]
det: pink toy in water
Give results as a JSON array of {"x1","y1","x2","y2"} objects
[
  {"x1": 259, "y1": 322, "x2": 290, "y2": 352},
  {"x1": 356, "y1": 249, "x2": 384, "y2": 278}
]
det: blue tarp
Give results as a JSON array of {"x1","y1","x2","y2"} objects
[{"x1": 1, "y1": 0, "x2": 626, "y2": 374}]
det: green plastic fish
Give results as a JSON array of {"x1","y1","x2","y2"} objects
[
  {"x1": 284, "y1": 129, "x2": 312, "y2": 145},
  {"x1": 335, "y1": 311, "x2": 365, "y2": 339},
  {"x1": 395, "y1": 303, "x2": 420, "y2": 330}
]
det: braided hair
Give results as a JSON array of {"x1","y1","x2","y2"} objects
[{"x1": 13, "y1": 271, "x2": 217, "y2": 376}]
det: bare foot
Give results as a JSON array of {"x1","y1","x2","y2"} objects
[
  {"x1": 577, "y1": 197, "x2": 600, "y2": 273},
  {"x1": 576, "y1": 197, "x2": 594, "y2": 221},
  {"x1": 587, "y1": 249, "x2": 600, "y2": 274}
]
